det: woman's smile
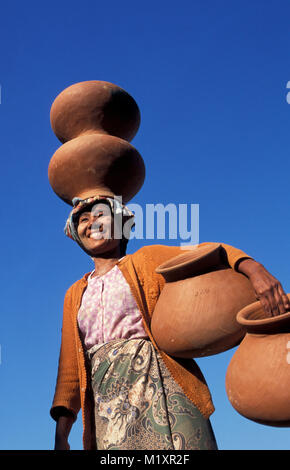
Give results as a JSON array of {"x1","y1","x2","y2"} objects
[
  {"x1": 89, "y1": 224, "x2": 109, "y2": 240},
  {"x1": 90, "y1": 231, "x2": 104, "y2": 240},
  {"x1": 76, "y1": 205, "x2": 121, "y2": 255}
]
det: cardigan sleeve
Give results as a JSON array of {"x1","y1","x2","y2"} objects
[{"x1": 50, "y1": 287, "x2": 81, "y2": 422}]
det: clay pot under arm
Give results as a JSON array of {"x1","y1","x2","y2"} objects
[{"x1": 150, "y1": 243, "x2": 256, "y2": 358}]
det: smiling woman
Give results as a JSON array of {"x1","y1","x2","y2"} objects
[
  {"x1": 52, "y1": 194, "x2": 222, "y2": 450},
  {"x1": 49, "y1": 81, "x2": 290, "y2": 451},
  {"x1": 50, "y1": 193, "x2": 290, "y2": 451}
]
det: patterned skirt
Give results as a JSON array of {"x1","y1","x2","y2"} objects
[{"x1": 88, "y1": 338, "x2": 218, "y2": 450}]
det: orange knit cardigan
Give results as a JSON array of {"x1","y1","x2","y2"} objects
[{"x1": 50, "y1": 242, "x2": 251, "y2": 449}]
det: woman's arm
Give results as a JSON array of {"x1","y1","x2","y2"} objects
[
  {"x1": 200, "y1": 242, "x2": 289, "y2": 316},
  {"x1": 237, "y1": 258, "x2": 290, "y2": 316},
  {"x1": 54, "y1": 411, "x2": 75, "y2": 450},
  {"x1": 50, "y1": 287, "x2": 81, "y2": 448}
]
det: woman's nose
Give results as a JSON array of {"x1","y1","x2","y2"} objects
[
  {"x1": 89, "y1": 214, "x2": 98, "y2": 225},
  {"x1": 90, "y1": 214, "x2": 104, "y2": 230}
]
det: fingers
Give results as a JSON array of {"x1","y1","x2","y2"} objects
[
  {"x1": 258, "y1": 294, "x2": 272, "y2": 317},
  {"x1": 277, "y1": 284, "x2": 290, "y2": 312},
  {"x1": 271, "y1": 285, "x2": 286, "y2": 316},
  {"x1": 257, "y1": 283, "x2": 290, "y2": 317},
  {"x1": 249, "y1": 266, "x2": 289, "y2": 317}
]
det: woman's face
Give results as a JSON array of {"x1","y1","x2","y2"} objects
[{"x1": 76, "y1": 203, "x2": 121, "y2": 256}]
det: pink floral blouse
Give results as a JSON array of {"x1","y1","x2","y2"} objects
[{"x1": 77, "y1": 264, "x2": 149, "y2": 350}]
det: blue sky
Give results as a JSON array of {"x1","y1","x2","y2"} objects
[{"x1": 0, "y1": 0, "x2": 289, "y2": 450}]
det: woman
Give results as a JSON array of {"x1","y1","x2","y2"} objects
[{"x1": 51, "y1": 195, "x2": 290, "y2": 450}]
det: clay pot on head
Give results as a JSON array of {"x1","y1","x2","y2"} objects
[
  {"x1": 50, "y1": 80, "x2": 141, "y2": 143},
  {"x1": 225, "y1": 297, "x2": 290, "y2": 427},
  {"x1": 48, "y1": 80, "x2": 145, "y2": 205},
  {"x1": 48, "y1": 133, "x2": 145, "y2": 205},
  {"x1": 151, "y1": 243, "x2": 256, "y2": 358}
]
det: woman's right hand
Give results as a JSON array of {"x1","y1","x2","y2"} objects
[
  {"x1": 54, "y1": 434, "x2": 70, "y2": 450},
  {"x1": 54, "y1": 414, "x2": 74, "y2": 450}
]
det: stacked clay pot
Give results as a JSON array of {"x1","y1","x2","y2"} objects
[
  {"x1": 48, "y1": 80, "x2": 145, "y2": 205},
  {"x1": 151, "y1": 243, "x2": 257, "y2": 358},
  {"x1": 225, "y1": 296, "x2": 290, "y2": 427}
]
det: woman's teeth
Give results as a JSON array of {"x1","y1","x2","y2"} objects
[{"x1": 90, "y1": 231, "x2": 104, "y2": 239}]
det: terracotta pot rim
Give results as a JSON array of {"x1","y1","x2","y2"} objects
[
  {"x1": 155, "y1": 243, "x2": 222, "y2": 274},
  {"x1": 237, "y1": 294, "x2": 290, "y2": 327}
]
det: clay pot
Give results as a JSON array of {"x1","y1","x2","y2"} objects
[
  {"x1": 225, "y1": 297, "x2": 290, "y2": 427},
  {"x1": 48, "y1": 80, "x2": 145, "y2": 205},
  {"x1": 50, "y1": 80, "x2": 140, "y2": 143},
  {"x1": 48, "y1": 133, "x2": 145, "y2": 205},
  {"x1": 151, "y1": 243, "x2": 256, "y2": 358}
]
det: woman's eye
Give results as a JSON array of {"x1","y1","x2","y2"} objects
[{"x1": 93, "y1": 211, "x2": 104, "y2": 218}]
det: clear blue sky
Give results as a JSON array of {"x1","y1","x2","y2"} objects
[{"x1": 0, "y1": 0, "x2": 289, "y2": 450}]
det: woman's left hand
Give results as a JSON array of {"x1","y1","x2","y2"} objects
[{"x1": 237, "y1": 259, "x2": 290, "y2": 317}]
